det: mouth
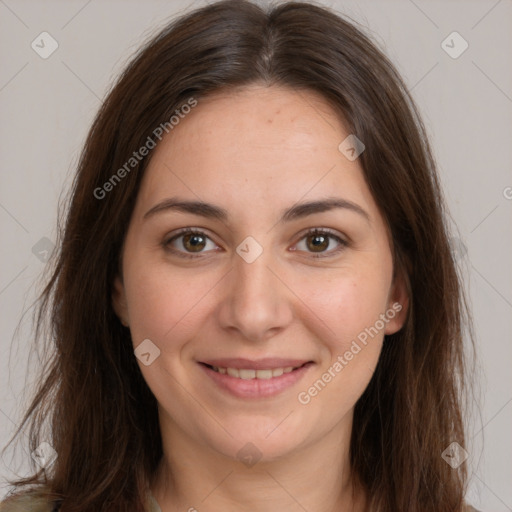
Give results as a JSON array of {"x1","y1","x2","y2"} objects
[
  {"x1": 198, "y1": 359, "x2": 314, "y2": 398},
  {"x1": 200, "y1": 362, "x2": 307, "y2": 380}
]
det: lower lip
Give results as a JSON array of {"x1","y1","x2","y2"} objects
[{"x1": 199, "y1": 362, "x2": 314, "y2": 399}]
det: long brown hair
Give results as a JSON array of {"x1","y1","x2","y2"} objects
[{"x1": 2, "y1": 1, "x2": 475, "y2": 510}]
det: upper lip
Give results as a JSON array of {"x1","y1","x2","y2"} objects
[{"x1": 199, "y1": 358, "x2": 312, "y2": 370}]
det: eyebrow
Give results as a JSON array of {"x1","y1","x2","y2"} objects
[{"x1": 143, "y1": 196, "x2": 370, "y2": 224}]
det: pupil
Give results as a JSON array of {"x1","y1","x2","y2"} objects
[
  {"x1": 310, "y1": 234, "x2": 327, "y2": 252},
  {"x1": 185, "y1": 234, "x2": 205, "y2": 251}
]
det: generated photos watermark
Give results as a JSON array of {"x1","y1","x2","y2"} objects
[
  {"x1": 94, "y1": 97, "x2": 198, "y2": 200},
  {"x1": 297, "y1": 301, "x2": 403, "y2": 405}
]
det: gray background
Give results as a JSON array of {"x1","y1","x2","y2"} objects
[{"x1": 1, "y1": 0, "x2": 511, "y2": 509}]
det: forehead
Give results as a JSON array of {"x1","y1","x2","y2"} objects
[
  {"x1": 135, "y1": 85, "x2": 377, "y2": 223},
  {"x1": 162, "y1": 85, "x2": 348, "y2": 163}
]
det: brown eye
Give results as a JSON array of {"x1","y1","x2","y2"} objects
[
  {"x1": 306, "y1": 232, "x2": 329, "y2": 252},
  {"x1": 182, "y1": 233, "x2": 207, "y2": 252},
  {"x1": 164, "y1": 229, "x2": 219, "y2": 258},
  {"x1": 294, "y1": 228, "x2": 347, "y2": 258}
]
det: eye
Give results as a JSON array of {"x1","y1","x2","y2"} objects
[
  {"x1": 292, "y1": 228, "x2": 347, "y2": 258},
  {"x1": 163, "y1": 228, "x2": 219, "y2": 258},
  {"x1": 163, "y1": 227, "x2": 347, "y2": 260}
]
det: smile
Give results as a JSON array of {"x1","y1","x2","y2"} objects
[
  {"x1": 209, "y1": 365, "x2": 301, "y2": 379},
  {"x1": 199, "y1": 361, "x2": 314, "y2": 398}
]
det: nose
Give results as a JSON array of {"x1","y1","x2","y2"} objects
[{"x1": 216, "y1": 246, "x2": 294, "y2": 343}]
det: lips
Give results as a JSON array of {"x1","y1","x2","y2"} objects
[
  {"x1": 199, "y1": 358, "x2": 311, "y2": 370},
  {"x1": 198, "y1": 358, "x2": 314, "y2": 398},
  {"x1": 209, "y1": 366, "x2": 298, "y2": 380}
]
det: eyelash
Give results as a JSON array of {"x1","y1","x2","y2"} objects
[{"x1": 163, "y1": 227, "x2": 348, "y2": 260}]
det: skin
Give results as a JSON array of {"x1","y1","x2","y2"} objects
[{"x1": 113, "y1": 84, "x2": 409, "y2": 512}]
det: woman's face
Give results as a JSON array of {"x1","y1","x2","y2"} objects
[{"x1": 113, "y1": 85, "x2": 408, "y2": 462}]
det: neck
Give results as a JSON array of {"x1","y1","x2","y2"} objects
[{"x1": 150, "y1": 411, "x2": 366, "y2": 512}]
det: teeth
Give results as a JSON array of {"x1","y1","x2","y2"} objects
[
  {"x1": 239, "y1": 369, "x2": 256, "y2": 380},
  {"x1": 255, "y1": 369, "x2": 272, "y2": 380},
  {"x1": 226, "y1": 367, "x2": 239, "y2": 378},
  {"x1": 210, "y1": 365, "x2": 301, "y2": 379}
]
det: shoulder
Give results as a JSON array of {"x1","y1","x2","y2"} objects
[
  {"x1": 0, "y1": 492, "x2": 60, "y2": 512},
  {"x1": 1, "y1": 490, "x2": 159, "y2": 512},
  {"x1": 0, "y1": 492, "x2": 480, "y2": 512}
]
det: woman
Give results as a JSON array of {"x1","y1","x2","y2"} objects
[{"x1": 0, "y1": 0, "x2": 478, "y2": 510}]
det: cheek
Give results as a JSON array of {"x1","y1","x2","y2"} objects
[
  {"x1": 123, "y1": 261, "x2": 218, "y2": 348},
  {"x1": 302, "y1": 265, "x2": 392, "y2": 345},
  {"x1": 298, "y1": 264, "x2": 391, "y2": 406},
  {"x1": 296, "y1": 272, "x2": 389, "y2": 412}
]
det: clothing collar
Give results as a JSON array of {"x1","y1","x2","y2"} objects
[{"x1": 146, "y1": 490, "x2": 162, "y2": 512}]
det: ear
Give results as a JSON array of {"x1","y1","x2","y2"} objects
[
  {"x1": 112, "y1": 275, "x2": 130, "y2": 327},
  {"x1": 384, "y1": 262, "x2": 410, "y2": 336}
]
